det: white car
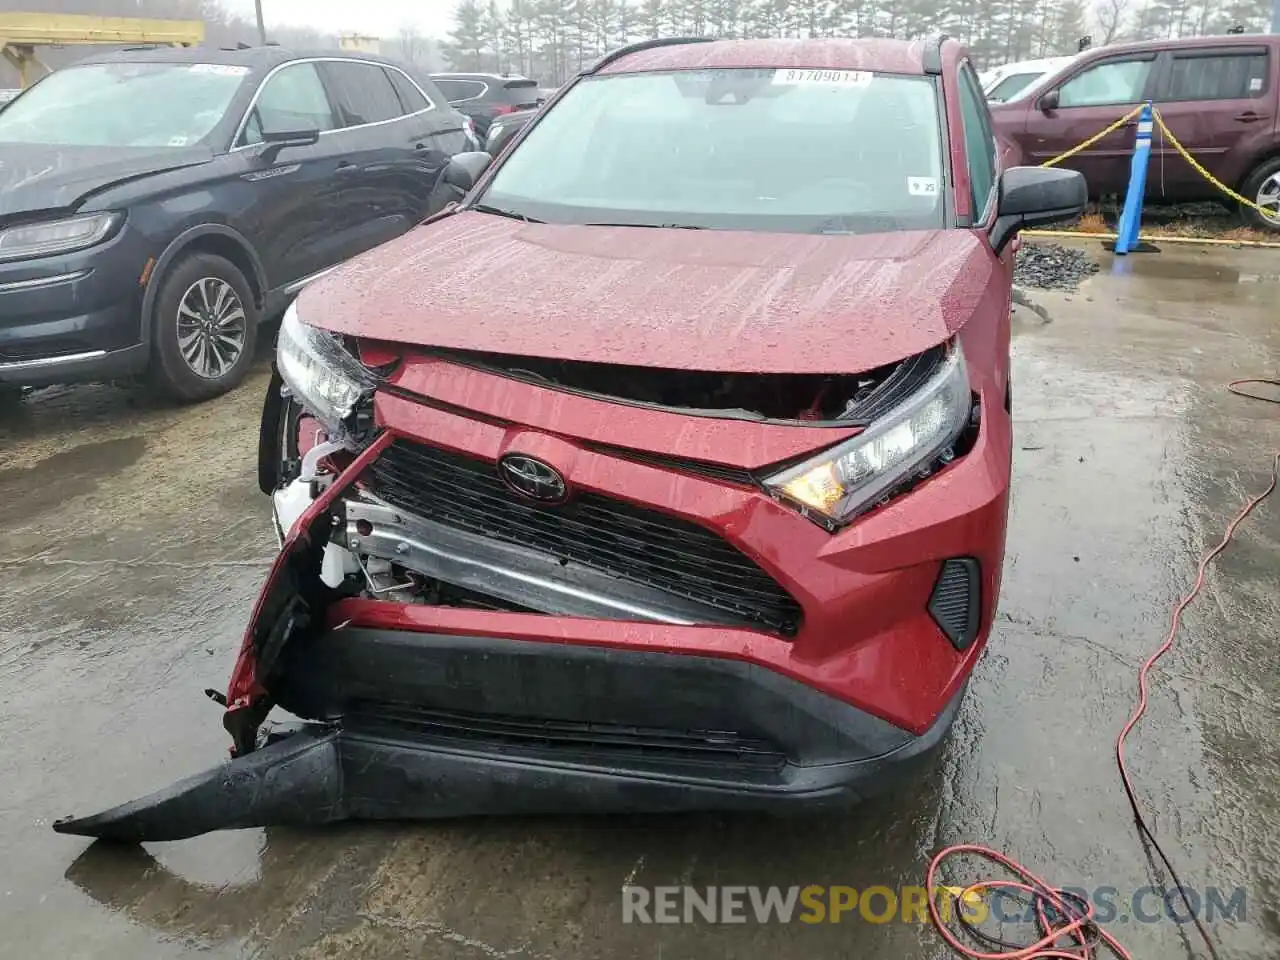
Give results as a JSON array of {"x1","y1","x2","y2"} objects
[
  {"x1": 0, "y1": 88, "x2": 20, "y2": 106},
  {"x1": 981, "y1": 56, "x2": 1076, "y2": 103}
]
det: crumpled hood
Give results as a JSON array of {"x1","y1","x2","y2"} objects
[
  {"x1": 0, "y1": 143, "x2": 214, "y2": 218},
  {"x1": 303, "y1": 212, "x2": 998, "y2": 374}
]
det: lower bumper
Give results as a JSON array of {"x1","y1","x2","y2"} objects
[
  {"x1": 0, "y1": 342, "x2": 148, "y2": 387},
  {"x1": 53, "y1": 628, "x2": 966, "y2": 842}
]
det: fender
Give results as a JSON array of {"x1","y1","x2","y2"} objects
[{"x1": 139, "y1": 223, "x2": 269, "y2": 347}]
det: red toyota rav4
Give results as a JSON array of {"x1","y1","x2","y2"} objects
[{"x1": 56, "y1": 36, "x2": 1085, "y2": 841}]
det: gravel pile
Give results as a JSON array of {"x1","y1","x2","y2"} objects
[{"x1": 1014, "y1": 242, "x2": 1100, "y2": 292}]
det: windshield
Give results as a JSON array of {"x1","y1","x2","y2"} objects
[
  {"x1": 986, "y1": 71, "x2": 1046, "y2": 102},
  {"x1": 478, "y1": 68, "x2": 945, "y2": 234},
  {"x1": 0, "y1": 62, "x2": 249, "y2": 148}
]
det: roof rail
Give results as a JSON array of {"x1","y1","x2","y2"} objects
[
  {"x1": 922, "y1": 33, "x2": 950, "y2": 75},
  {"x1": 584, "y1": 36, "x2": 715, "y2": 75}
]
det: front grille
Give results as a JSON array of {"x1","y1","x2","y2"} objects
[
  {"x1": 367, "y1": 440, "x2": 803, "y2": 635},
  {"x1": 345, "y1": 700, "x2": 787, "y2": 769}
]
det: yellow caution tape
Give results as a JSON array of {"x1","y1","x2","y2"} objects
[
  {"x1": 1151, "y1": 108, "x2": 1277, "y2": 221},
  {"x1": 1039, "y1": 104, "x2": 1146, "y2": 168},
  {"x1": 1033, "y1": 103, "x2": 1277, "y2": 223}
]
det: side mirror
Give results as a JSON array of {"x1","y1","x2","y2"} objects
[
  {"x1": 259, "y1": 127, "x2": 319, "y2": 163},
  {"x1": 1038, "y1": 88, "x2": 1060, "y2": 112},
  {"x1": 989, "y1": 166, "x2": 1087, "y2": 255},
  {"x1": 442, "y1": 151, "x2": 492, "y2": 193}
]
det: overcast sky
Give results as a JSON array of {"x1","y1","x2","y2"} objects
[{"x1": 223, "y1": 0, "x2": 458, "y2": 40}]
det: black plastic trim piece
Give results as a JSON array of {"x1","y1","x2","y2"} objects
[
  {"x1": 928, "y1": 556, "x2": 981, "y2": 649},
  {"x1": 50, "y1": 652, "x2": 968, "y2": 842},
  {"x1": 585, "y1": 36, "x2": 715, "y2": 75},
  {"x1": 923, "y1": 33, "x2": 950, "y2": 75}
]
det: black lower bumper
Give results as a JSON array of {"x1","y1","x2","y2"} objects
[{"x1": 53, "y1": 629, "x2": 966, "y2": 842}]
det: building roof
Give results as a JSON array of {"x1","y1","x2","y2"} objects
[{"x1": 599, "y1": 38, "x2": 931, "y2": 77}]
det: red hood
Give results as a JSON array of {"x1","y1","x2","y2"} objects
[{"x1": 301, "y1": 212, "x2": 997, "y2": 374}]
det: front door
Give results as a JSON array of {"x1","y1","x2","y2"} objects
[
  {"x1": 1022, "y1": 51, "x2": 1160, "y2": 197},
  {"x1": 235, "y1": 60, "x2": 346, "y2": 289}
]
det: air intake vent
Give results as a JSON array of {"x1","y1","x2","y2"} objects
[{"x1": 928, "y1": 557, "x2": 981, "y2": 649}]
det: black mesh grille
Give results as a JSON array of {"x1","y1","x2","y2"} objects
[
  {"x1": 928, "y1": 557, "x2": 981, "y2": 649},
  {"x1": 367, "y1": 440, "x2": 803, "y2": 635},
  {"x1": 345, "y1": 700, "x2": 786, "y2": 769}
]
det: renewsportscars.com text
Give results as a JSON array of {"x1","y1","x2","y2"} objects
[{"x1": 621, "y1": 885, "x2": 1247, "y2": 926}]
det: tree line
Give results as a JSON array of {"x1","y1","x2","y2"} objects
[
  {"x1": 2, "y1": 0, "x2": 1273, "y2": 89},
  {"x1": 442, "y1": 0, "x2": 1277, "y2": 84}
]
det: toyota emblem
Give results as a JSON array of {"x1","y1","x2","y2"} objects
[{"x1": 497, "y1": 454, "x2": 568, "y2": 503}]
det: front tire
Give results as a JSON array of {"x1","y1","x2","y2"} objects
[
  {"x1": 1240, "y1": 158, "x2": 1280, "y2": 232},
  {"x1": 148, "y1": 252, "x2": 259, "y2": 402}
]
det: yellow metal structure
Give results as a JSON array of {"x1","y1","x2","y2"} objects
[
  {"x1": 339, "y1": 34, "x2": 382, "y2": 54},
  {"x1": 0, "y1": 12, "x2": 205, "y2": 88}
]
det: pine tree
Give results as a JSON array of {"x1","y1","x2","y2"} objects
[
  {"x1": 484, "y1": 0, "x2": 507, "y2": 71},
  {"x1": 639, "y1": 0, "x2": 666, "y2": 37},
  {"x1": 442, "y1": 0, "x2": 488, "y2": 71}
]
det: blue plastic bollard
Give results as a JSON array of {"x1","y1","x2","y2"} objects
[{"x1": 1114, "y1": 101, "x2": 1154, "y2": 255}]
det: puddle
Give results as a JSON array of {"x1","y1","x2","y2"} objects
[
  {"x1": 0, "y1": 436, "x2": 149, "y2": 521},
  {"x1": 1108, "y1": 255, "x2": 1240, "y2": 283}
]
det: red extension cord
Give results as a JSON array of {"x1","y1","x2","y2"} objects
[{"x1": 926, "y1": 379, "x2": 1280, "y2": 960}]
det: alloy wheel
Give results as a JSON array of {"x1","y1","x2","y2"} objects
[
  {"x1": 1257, "y1": 172, "x2": 1280, "y2": 225},
  {"x1": 176, "y1": 277, "x2": 247, "y2": 380}
]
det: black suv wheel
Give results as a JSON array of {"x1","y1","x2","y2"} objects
[{"x1": 149, "y1": 252, "x2": 259, "y2": 402}]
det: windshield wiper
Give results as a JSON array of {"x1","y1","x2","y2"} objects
[
  {"x1": 471, "y1": 203, "x2": 542, "y2": 223},
  {"x1": 584, "y1": 222, "x2": 705, "y2": 229}
]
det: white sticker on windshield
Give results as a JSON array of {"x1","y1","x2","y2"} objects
[
  {"x1": 771, "y1": 69, "x2": 872, "y2": 87},
  {"x1": 1249, "y1": 76, "x2": 1263, "y2": 92},
  {"x1": 908, "y1": 177, "x2": 939, "y2": 197},
  {"x1": 168, "y1": 135, "x2": 190, "y2": 147},
  {"x1": 189, "y1": 63, "x2": 250, "y2": 76}
]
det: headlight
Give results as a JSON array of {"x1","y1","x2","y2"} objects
[
  {"x1": 276, "y1": 301, "x2": 377, "y2": 439},
  {"x1": 764, "y1": 343, "x2": 971, "y2": 527},
  {"x1": 0, "y1": 212, "x2": 120, "y2": 262}
]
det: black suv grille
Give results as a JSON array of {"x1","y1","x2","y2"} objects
[{"x1": 367, "y1": 440, "x2": 803, "y2": 635}]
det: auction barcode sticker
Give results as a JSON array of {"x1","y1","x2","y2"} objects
[
  {"x1": 772, "y1": 69, "x2": 873, "y2": 86},
  {"x1": 189, "y1": 64, "x2": 251, "y2": 76}
]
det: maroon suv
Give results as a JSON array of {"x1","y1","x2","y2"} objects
[{"x1": 989, "y1": 33, "x2": 1280, "y2": 230}]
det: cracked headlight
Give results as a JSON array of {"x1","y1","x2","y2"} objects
[
  {"x1": 0, "y1": 211, "x2": 121, "y2": 262},
  {"x1": 276, "y1": 301, "x2": 376, "y2": 440},
  {"x1": 764, "y1": 343, "x2": 971, "y2": 527}
]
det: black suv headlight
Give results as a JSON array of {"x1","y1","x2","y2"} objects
[{"x1": 0, "y1": 212, "x2": 121, "y2": 262}]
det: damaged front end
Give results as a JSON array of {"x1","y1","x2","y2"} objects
[{"x1": 54, "y1": 308, "x2": 975, "y2": 843}]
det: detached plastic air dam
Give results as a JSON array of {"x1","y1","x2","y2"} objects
[{"x1": 52, "y1": 683, "x2": 965, "y2": 843}]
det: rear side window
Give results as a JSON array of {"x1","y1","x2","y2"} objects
[
  {"x1": 387, "y1": 68, "x2": 432, "y2": 113},
  {"x1": 1058, "y1": 57, "x2": 1154, "y2": 107},
  {"x1": 958, "y1": 64, "x2": 997, "y2": 219},
  {"x1": 435, "y1": 78, "x2": 486, "y2": 102},
  {"x1": 986, "y1": 71, "x2": 1044, "y2": 102},
  {"x1": 242, "y1": 62, "x2": 337, "y2": 145},
  {"x1": 321, "y1": 60, "x2": 404, "y2": 126},
  {"x1": 1165, "y1": 51, "x2": 1269, "y2": 101},
  {"x1": 503, "y1": 81, "x2": 540, "y2": 107}
]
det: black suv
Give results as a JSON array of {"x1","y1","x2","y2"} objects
[
  {"x1": 430, "y1": 72, "x2": 542, "y2": 139},
  {"x1": 0, "y1": 47, "x2": 474, "y2": 401}
]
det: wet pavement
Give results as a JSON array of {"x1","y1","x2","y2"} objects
[{"x1": 1, "y1": 238, "x2": 1278, "y2": 959}]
